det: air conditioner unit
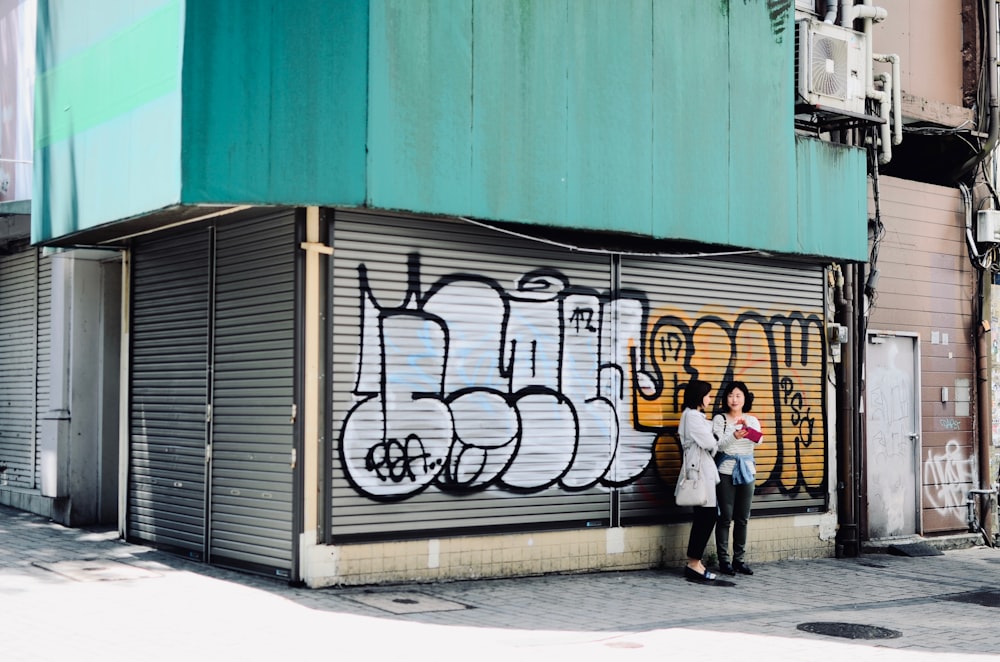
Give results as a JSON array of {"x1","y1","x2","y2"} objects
[{"x1": 795, "y1": 19, "x2": 867, "y2": 115}]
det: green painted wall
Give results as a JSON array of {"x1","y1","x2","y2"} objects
[
  {"x1": 180, "y1": 0, "x2": 368, "y2": 205},
  {"x1": 366, "y1": 0, "x2": 844, "y2": 256},
  {"x1": 33, "y1": 0, "x2": 183, "y2": 241},
  {"x1": 33, "y1": 0, "x2": 866, "y2": 261},
  {"x1": 795, "y1": 136, "x2": 868, "y2": 259}
]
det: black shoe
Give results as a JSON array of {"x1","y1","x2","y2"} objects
[
  {"x1": 684, "y1": 566, "x2": 717, "y2": 582},
  {"x1": 733, "y1": 561, "x2": 754, "y2": 575},
  {"x1": 718, "y1": 561, "x2": 736, "y2": 576}
]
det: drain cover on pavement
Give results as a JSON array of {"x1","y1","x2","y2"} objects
[
  {"x1": 344, "y1": 591, "x2": 470, "y2": 614},
  {"x1": 797, "y1": 622, "x2": 902, "y2": 640},
  {"x1": 938, "y1": 590, "x2": 1000, "y2": 608},
  {"x1": 33, "y1": 559, "x2": 161, "y2": 582}
]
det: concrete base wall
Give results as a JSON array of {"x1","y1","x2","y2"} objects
[
  {"x1": 301, "y1": 512, "x2": 839, "y2": 587},
  {"x1": 0, "y1": 488, "x2": 65, "y2": 521}
]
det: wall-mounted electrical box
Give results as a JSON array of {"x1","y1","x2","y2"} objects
[
  {"x1": 828, "y1": 323, "x2": 849, "y2": 345},
  {"x1": 977, "y1": 209, "x2": 1000, "y2": 244}
]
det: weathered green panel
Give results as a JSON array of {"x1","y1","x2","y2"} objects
[
  {"x1": 795, "y1": 136, "x2": 868, "y2": 261},
  {"x1": 728, "y1": 0, "x2": 796, "y2": 250},
  {"x1": 564, "y1": 0, "x2": 653, "y2": 233},
  {"x1": 651, "y1": 0, "x2": 730, "y2": 239},
  {"x1": 34, "y1": 0, "x2": 867, "y2": 262},
  {"x1": 468, "y1": 0, "x2": 568, "y2": 225},
  {"x1": 366, "y1": 0, "x2": 834, "y2": 256},
  {"x1": 33, "y1": 0, "x2": 183, "y2": 243},
  {"x1": 181, "y1": 0, "x2": 368, "y2": 205},
  {"x1": 368, "y1": 0, "x2": 473, "y2": 213}
]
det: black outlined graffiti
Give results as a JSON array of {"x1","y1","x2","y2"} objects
[{"x1": 338, "y1": 254, "x2": 826, "y2": 501}]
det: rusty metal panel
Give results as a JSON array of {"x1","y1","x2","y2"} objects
[{"x1": 866, "y1": 176, "x2": 976, "y2": 534}]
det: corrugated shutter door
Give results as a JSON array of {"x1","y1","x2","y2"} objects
[
  {"x1": 34, "y1": 255, "x2": 52, "y2": 484},
  {"x1": 128, "y1": 228, "x2": 211, "y2": 555},
  {"x1": 209, "y1": 213, "x2": 296, "y2": 576},
  {"x1": 618, "y1": 256, "x2": 828, "y2": 520},
  {"x1": 330, "y1": 213, "x2": 617, "y2": 539},
  {"x1": 0, "y1": 249, "x2": 39, "y2": 489}
]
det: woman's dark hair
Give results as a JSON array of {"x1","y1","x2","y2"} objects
[
  {"x1": 682, "y1": 379, "x2": 713, "y2": 410},
  {"x1": 719, "y1": 380, "x2": 754, "y2": 413}
]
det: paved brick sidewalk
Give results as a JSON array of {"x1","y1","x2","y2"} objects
[{"x1": 2, "y1": 504, "x2": 999, "y2": 661}]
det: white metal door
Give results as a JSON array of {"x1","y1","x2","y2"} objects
[{"x1": 865, "y1": 331, "x2": 921, "y2": 538}]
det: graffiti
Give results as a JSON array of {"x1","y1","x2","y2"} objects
[
  {"x1": 338, "y1": 253, "x2": 825, "y2": 501},
  {"x1": 938, "y1": 418, "x2": 961, "y2": 431},
  {"x1": 765, "y1": 0, "x2": 794, "y2": 44},
  {"x1": 923, "y1": 440, "x2": 976, "y2": 521}
]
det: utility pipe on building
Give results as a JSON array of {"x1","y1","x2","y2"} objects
[
  {"x1": 955, "y1": 0, "x2": 1000, "y2": 180},
  {"x1": 834, "y1": 263, "x2": 860, "y2": 556}
]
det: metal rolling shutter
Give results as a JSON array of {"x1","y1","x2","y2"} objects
[
  {"x1": 0, "y1": 249, "x2": 40, "y2": 489},
  {"x1": 34, "y1": 255, "x2": 52, "y2": 484},
  {"x1": 330, "y1": 213, "x2": 616, "y2": 539},
  {"x1": 618, "y1": 256, "x2": 828, "y2": 521},
  {"x1": 209, "y1": 213, "x2": 296, "y2": 576},
  {"x1": 127, "y1": 228, "x2": 211, "y2": 556}
]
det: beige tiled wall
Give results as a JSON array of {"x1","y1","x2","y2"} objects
[{"x1": 304, "y1": 513, "x2": 837, "y2": 587}]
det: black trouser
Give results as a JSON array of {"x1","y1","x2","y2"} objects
[
  {"x1": 686, "y1": 505, "x2": 718, "y2": 560},
  {"x1": 716, "y1": 473, "x2": 754, "y2": 564}
]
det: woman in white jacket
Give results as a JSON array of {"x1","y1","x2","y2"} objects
[
  {"x1": 678, "y1": 379, "x2": 721, "y2": 582},
  {"x1": 712, "y1": 380, "x2": 762, "y2": 576}
]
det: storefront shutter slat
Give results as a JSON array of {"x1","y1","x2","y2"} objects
[
  {"x1": 0, "y1": 249, "x2": 43, "y2": 489},
  {"x1": 128, "y1": 228, "x2": 211, "y2": 555},
  {"x1": 209, "y1": 212, "x2": 296, "y2": 576},
  {"x1": 330, "y1": 212, "x2": 616, "y2": 540}
]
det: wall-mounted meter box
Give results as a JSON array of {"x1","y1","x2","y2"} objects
[{"x1": 977, "y1": 209, "x2": 1000, "y2": 243}]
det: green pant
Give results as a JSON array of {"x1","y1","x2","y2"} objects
[{"x1": 715, "y1": 473, "x2": 755, "y2": 564}]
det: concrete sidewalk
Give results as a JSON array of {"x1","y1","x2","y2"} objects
[{"x1": 2, "y1": 504, "x2": 999, "y2": 661}]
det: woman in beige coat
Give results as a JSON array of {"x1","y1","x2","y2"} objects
[{"x1": 678, "y1": 379, "x2": 721, "y2": 582}]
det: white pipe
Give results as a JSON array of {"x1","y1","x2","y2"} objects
[
  {"x1": 960, "y1": 182, "x2": 980, "y2": 261},
  {"x1": 823, "y1": 0, "x2": 838, "y2": 24},
  {"x1": 874, "y1": 72, "x2": 892, "y2": 164},
  {"x1": 874, "y1": 53, "x2": 902, "y2": 145},
  {"x1": 856, "y1": 3, "x2": 889, "y2": 97},
  {"x1": 838, "y1": 0, "x2": 852, "y2": 27}
]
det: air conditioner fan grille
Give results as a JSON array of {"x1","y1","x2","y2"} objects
[{"x1": 809, "y1": 33, "x2": 848, "y2": 99}]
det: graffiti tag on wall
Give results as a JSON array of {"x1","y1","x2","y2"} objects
[
  {"x1": 338, "y1": 254, "x2": 826, "y2": 501},
  {"x1": 923, "y1": 440, "x2": 976, "y2": 523}
]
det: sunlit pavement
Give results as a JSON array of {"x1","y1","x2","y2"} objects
[{"x1": 2, "y1": 504, "x2": 999, "y2": 661}]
